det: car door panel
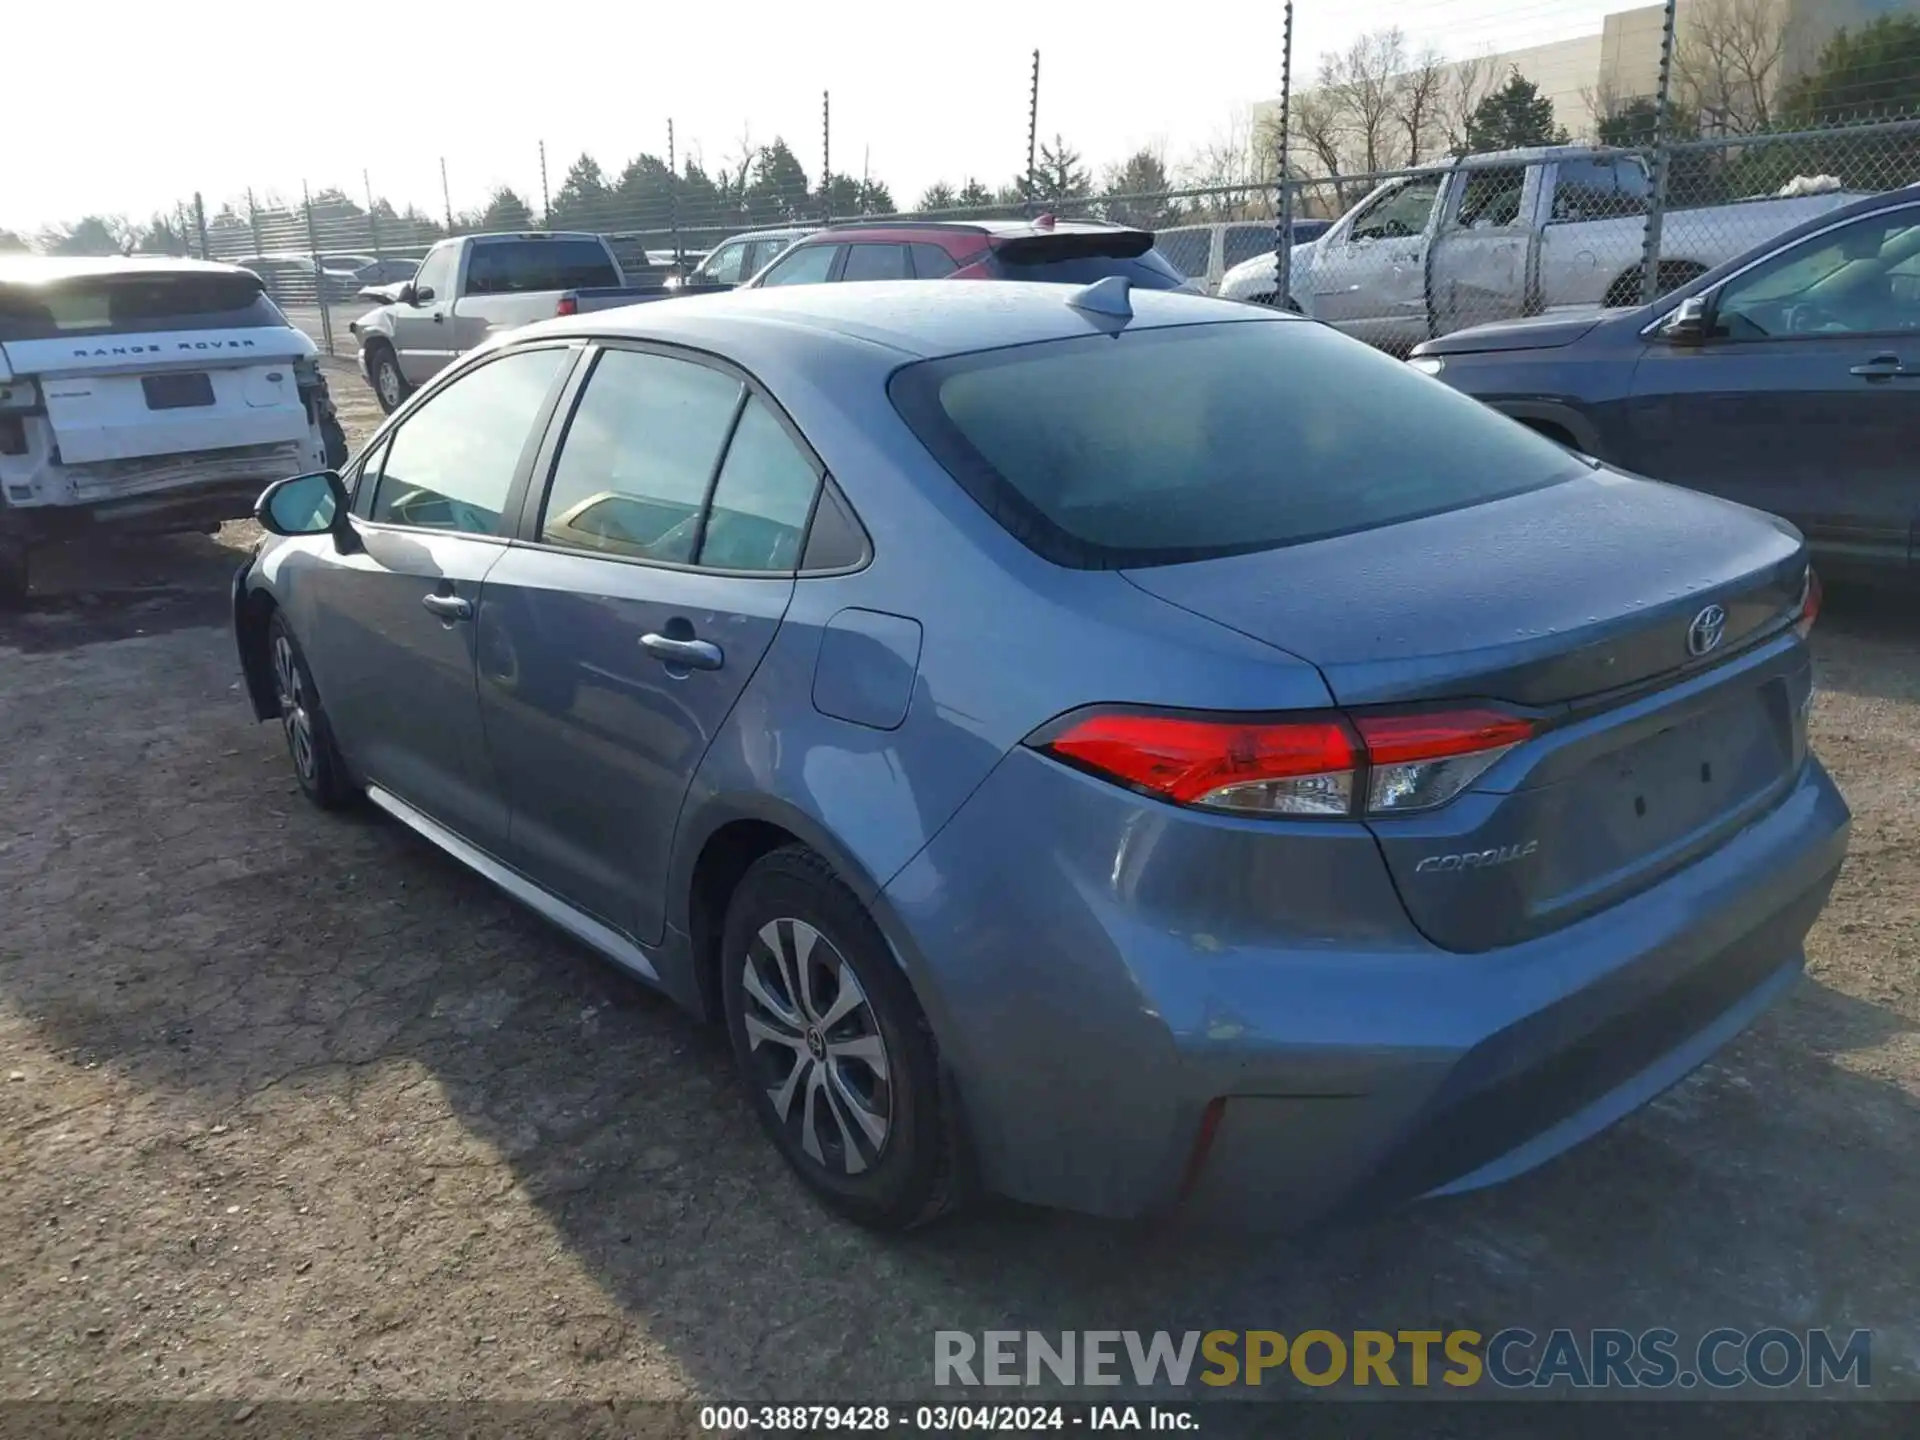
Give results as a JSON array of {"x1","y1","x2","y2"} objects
[
  {"x1": 476, "y1": 553, "x2": 794, "y2": 938},
  {"x1": 1430, "y1": 164, "x2": 1535, "y2": 338},
  {"x1": 306, "y1": 344, "x2": 577, "y2": 855},
  {"x1": 1313, "y1": 175, "x2": 1442, "y2": 353},
  {"x1": 1626, "y1": 205, "x2": 1920, "y2": 571},
  {"x1": 310, "y1": 527, "x2": 512, "y2": 850},
  {"x1": 393, "y1": 244, "x2": 460, "y2": 384},
  {"x1": 1628, "y1": 340, "x2": 1913, "y2": 567}
]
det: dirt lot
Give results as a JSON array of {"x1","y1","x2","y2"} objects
[{"x1": 1, "y1": 358, "x2": 1915, "y2": 1418}]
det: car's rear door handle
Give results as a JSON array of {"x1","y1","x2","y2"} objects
[
  {"x1": 1850, "y1": 353, "x2": 1913, "y2": 379},
  {"x1": 421, "y1": 592, "x2": 472, "y2": 621},
  {"x1": 640, "y1": 633, "x2": 723, "y2": 670}
]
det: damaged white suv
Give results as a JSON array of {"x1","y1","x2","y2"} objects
[{"x1": 0, "y1": 256, "x2": 348, "y2": 604}]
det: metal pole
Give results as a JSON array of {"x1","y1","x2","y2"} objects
[
  {"x1": 1026, "y1": 50, "x2": 1041, "y2": 216},
  {"x1": 193, "y1": 192, "x2": 210, "y2": 260},
  {"x1": 668, "y1": 120, "x2": 681, "y2": 263},
  {"x1": 822, "y1": 91, "x2": 831, "y2": 225},
  {"x1": 441, "y1": 157, "x2": 454, "y2": 232},
  {"x1": 539, "y1": 140, "x2": 551, "y2": 227},
  {"x1": 1640, "y1": 0, "x2": 1680, "y2": 304},
  {"x1": 303, "y1": 182, "x2": 335, "y2": 357},
  {"x1": 364, "y1": 169, "x2": 383, "y2": 259},
  {"x1": 1272, "y1": 0, "x2": 1295, "y2": 309},
  {"x1": 247, "y1": 187, "x2": 264, "y2": 261}
]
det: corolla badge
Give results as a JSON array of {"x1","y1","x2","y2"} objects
[
  {"x1": 1687, "y1": 604, "x2": 1728, "y2": 657},
  {"x1": 1414, "y1": 839, "x2": 1539, "y2": 874}
]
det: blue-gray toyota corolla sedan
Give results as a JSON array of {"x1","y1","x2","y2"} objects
[{"x1": 233, "y1": 280, "x2": 1848, "y2": 1232}]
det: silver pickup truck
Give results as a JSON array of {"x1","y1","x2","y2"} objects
[
  {"x1": 1219, "y1": 145, "x2": 1864, "y2": 354},
  {"x1": 349, "y1": 232, "x2": 679, "y2": 412}
]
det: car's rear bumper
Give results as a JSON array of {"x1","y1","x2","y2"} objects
[
  {"x1": 880, "y1": 748, "x2": 1849, "y2": 1228},
  {"x1": 2, "y1": 475, "x2": 273, "y2": 539}
]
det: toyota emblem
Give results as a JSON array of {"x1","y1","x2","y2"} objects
[{"x1": 1687, "y1": 604, "x2": 1728, "y2": 657}]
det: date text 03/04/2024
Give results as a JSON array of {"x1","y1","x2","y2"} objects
[{"x1": 697, "y1": 1405, "x2": 1194, "y2": 1432}]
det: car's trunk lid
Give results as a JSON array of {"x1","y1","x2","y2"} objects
[{"x1": 1123, "y1": 469, "x2": 1811, "y2": 950}]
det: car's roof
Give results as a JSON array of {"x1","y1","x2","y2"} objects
[
  {"x1": 717, "y1": 226, "x2": 815, "y2": 245},
  {"x1": 522, "y1": 278, "x2": 1274, "y2": 362},
  {"x1": 0, "y1": 255, "x2": 259, "y2": 287}
]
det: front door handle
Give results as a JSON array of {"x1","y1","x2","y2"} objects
[
  {"x1": 1850, "y1": 353, "x2": 1912, "y2": 379},
  {"x1": 640, "y1": 633, "x2": 723, "y2": 670},
  {"x1": 431, "y1": 311, "x2": 445, "y2": 323},
  {"x1": 421, "y1": 592, "x2": 472, "y2": 621}
]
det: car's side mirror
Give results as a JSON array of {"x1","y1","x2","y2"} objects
[
  {"x1": 1660, "y1": 294, "x2": 1714, "y2": 345},
  {"x1": 395, "y1": 283, "x2": 415, "y2": 305},
  {"x1": 412, "y1": 285, "x2": 434, "y2": 305},
  {"x1": 256, "y1": 471, "x2": 357, "y2": 552}
]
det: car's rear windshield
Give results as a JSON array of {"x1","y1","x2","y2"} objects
[
  {"x1": 0, "y1": 272, "x2": 285, "y2": 342},
  {"x1": 465, "y1": 239, "x2": 619, "y2": 295},
  {"x1": 888, "y1": 318, "x2": 1581, "y2": 569},
  {"x1": 991, "y1": 234, "x2": 1188, "y2": 290}
]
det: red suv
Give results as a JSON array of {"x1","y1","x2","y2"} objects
[{"x1": 740, "y1": 216, "x2": 1196, "y2": 291}]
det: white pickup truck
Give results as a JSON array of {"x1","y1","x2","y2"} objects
[
  {"x1": 0, "y1": 256, "x2": 346, "y2": 604},
  {"x1": 1218, "y1": 145, "x2": 1865, "y2": 354},
  {"x1": 349, "y1": 231, "x2": 680, "y2": 413}
]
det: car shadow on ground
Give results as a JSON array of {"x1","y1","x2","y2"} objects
[{"x1": 0, "y1": 528, "x2": 248, "y2": 654}]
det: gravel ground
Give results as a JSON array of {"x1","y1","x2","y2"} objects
[{"x1": 0, "y1": 361, "x2": 1915, "y2": 1417}]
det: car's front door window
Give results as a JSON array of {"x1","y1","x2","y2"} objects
[
  {"x1": 368, "y1": 347, "x2": 571, "y2": 534},
  {"x1": 1715, "y1": 208, "x2": 1920, "y2": 339},
  {"x1": 705, "y1": 243, "x2": 748, "y2": 285},
  {"x1": 1348, "y1": 177, "x2": 1442, "y2": 242},
  {"x1": 758, "y1": 244, "x2": 838, "y2": 287},
  {"x1": 411, "y1": 243, "x2": 458, "y2": 303}
]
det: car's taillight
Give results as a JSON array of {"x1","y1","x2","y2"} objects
[
  {"x1": 1035, "y1": 706, "x2": 1536, "y2": 819},
  {"x1": 555, "y1": 293, "x2": 579, "y2": 317},
  {"x1": 1352, "y1": 708, "x2": 1535, "y2": 813},
  {"x1": 1795, "y1": 565, "x2": 1821, "y2": 640}
]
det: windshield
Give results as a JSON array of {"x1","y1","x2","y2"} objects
[
  {"x1": 0, "y1": 272, "x2": 285, "y2": 342},
  {"x1": 889, "y1": 318, "x2": 1580, "y2": 569}
]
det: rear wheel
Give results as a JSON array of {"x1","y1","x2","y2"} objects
[
  {"x1": 367, "y1": 344, "x2": 410, "y2": 414},
  {"x1": 269, "y1": 611, "x2": 353, "y2": 809},
  {"x1": 721, "y1": 846, "x2": 961, "y2": 1231}
]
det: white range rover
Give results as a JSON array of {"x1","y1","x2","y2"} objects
[{"x1": 0, "y1": 256, "x2": 348, "y2": 604}]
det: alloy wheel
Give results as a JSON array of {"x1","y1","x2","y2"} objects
[
  {"x1": 272, "y1": 633, "x2": 316, "y2": 782},
  {"x1": 740, "y1": 918, "x2": 893, "y2": 1175},
  {"x1": 376, "y1": 358, "x2": 402, "y2": 409}
]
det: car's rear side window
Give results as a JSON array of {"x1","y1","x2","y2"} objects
[
  {"x1": 539, "y1": 349, "x2": 744, "y2": 564},
  {"x1": 465, "y1": 239, "x2": 619, "y2": 295},
  {"x1": 889, "y1": 319, "x2": 1580, "y2": 569},
  {"x1": 0, "y1": 273, "x2": 284, "y2": 341}
]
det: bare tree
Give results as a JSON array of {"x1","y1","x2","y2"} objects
[
  {"x1": 1177, "y1": 105, "x2": 1268, "y2": 217},
  {"x1": 1397, "y1": 43, "x2": 1450, "y2": 164},
  {"x1": 1322, "y1": 28, "x2": 1411, "y2": 174},
  {"x1": 1441, "y1": 52, "x2": 1502, "y2": 155},
  {"x1": 1675, "y1": 0, "x2": 1788, "y2": 135}
]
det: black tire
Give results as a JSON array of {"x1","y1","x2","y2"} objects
[
  {"x1": 721, "y1": 846, "x2": 961, "y2": 1231},
  {"x1": 320, "y1": 411, "x2": 349, "y2": 469},
  {"x1": 366, "y1": 343, "x2": 410, "y2": 415},
  {"x1": 0, "y1": 537, "x2": 27, "y2": 610},
  {"x1": 267, "y1": 610, "x2": 354, "y2": 809}
]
